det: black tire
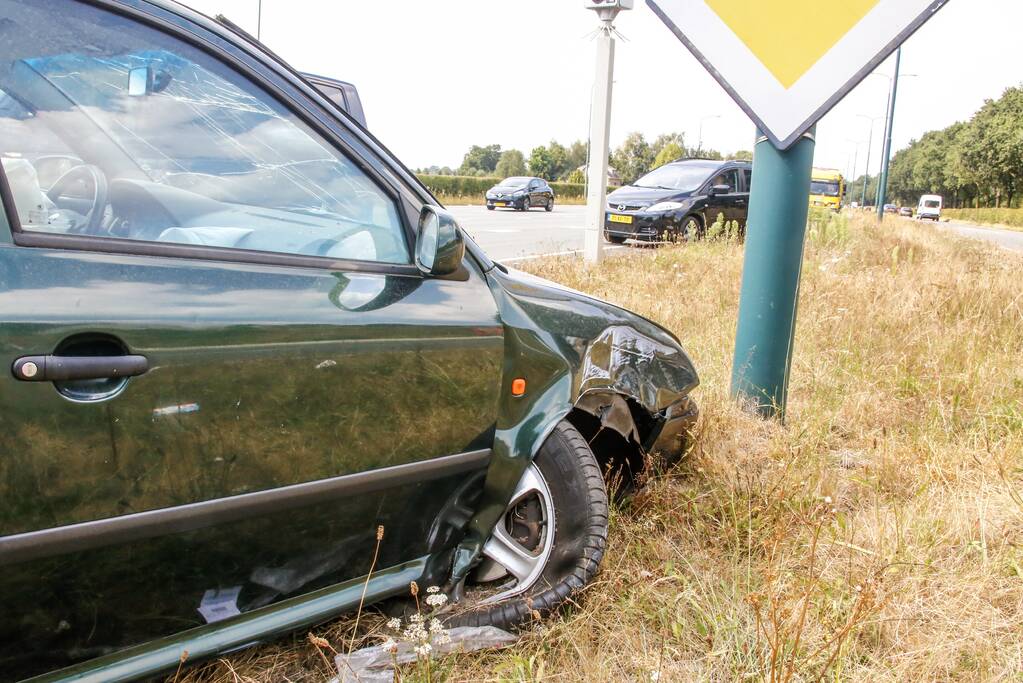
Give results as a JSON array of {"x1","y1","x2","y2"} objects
[
  {"x1": 545, "y1": 197, "x2": 554, "y2": 212},
  {"x1": 449, "y1": 422, "x2": 608, "y2": 630},
  {"x1": 680, "y1": 214, "x2": 704, "y2": 241},
  {"x1": 604, "y1": 231, "x2": 627, "y2": 244},
  {"x1": 487, "y1": 204, "x2": 495, "y2": 211},
  {"x1": 519, "y1": 197, "x2": 529, "y2": 212}
]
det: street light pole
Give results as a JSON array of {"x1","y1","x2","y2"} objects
[
  {"x1": 583, "y1": 1, "x2": 631, "y2": 264},
  {"x1": 847, "y1": 140, "x2": 861, "y2": 199},
  {"x1": 855, "y1": 114, "x2": 879, "y2": 207},
  {"x1": 697, "y1": 115, "x2": 721, "y2": 154},
  {"x1": 876, "y1": 48, "x2": 901, "y2": 220},
  {"x1": 257, "y1": 0, "x2": 262, "y2": 40}
]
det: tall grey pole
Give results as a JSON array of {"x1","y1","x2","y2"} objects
[
  {"x1": 850, "y1": 144, "x2": 859, "y2": 195},
  {"x1": 876, "y1": 48, "x2": 901, "y2": 219},
  {"x1": 257, "y1": 0, "x2": 262, "y2": 40},
  {"x1": 861, "y1": 120, "x2": 874, "y2": 207},
  {"x1": 583, "y1": 18, "x2": 617, "y2": 263}
]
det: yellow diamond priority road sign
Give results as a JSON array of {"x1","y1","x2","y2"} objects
[{"x1": 647, "y1": 0, "x2": 950, "y2": 149}]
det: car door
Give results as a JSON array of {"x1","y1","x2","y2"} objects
[
  {"x1": 738, "y1": 167, "x2": 753, "y2": 228},
  {"x1": 0, "y1": 1, "x2": 502, "y2": 678},
  {"x1": 705, "y1": 167, "x2": 743, "y2": 225},
  {"x1": 526, "y1": 179, "x2": 540, "y2": 207}
]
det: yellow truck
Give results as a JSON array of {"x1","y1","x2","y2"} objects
[{"x1": 809, "y1": 168, "x2": 845, "y2": 211}]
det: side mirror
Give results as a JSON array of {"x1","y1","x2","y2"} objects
[
  {"x1": 127, "y1": 66, "x2": 172, "y2": 97},
  {"x1": 417, "y1": 206, "x2": 465, "y2": 276},
  {"x1": 127, "y1": 66, "x2": 151, "y2": 97},
  {"x1": 710, "y1": 184, "x2": 730, "y2": 196}
]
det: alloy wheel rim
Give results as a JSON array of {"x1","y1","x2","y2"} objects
[{"x1": 474, "y1": 463, "x2": 555, "y2": 604}]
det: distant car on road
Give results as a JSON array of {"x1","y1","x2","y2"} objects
[
  {"x1": 899, "y1": 206, "x2": 913, "y2": 217},
  {"x1": 604, "y1": 158, "x2": 752, "y2": 243},
  {"x1": 485, "y1": 177, "x2": 554, "y2": 212},
  {"x1": 884, "y1": 203, "x2": 898, "y2": 214},
  {"x1": 917, "y1": 194, "x2": 943, "y2": 221}
]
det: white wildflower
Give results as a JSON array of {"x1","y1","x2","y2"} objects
[
  {"x1": 823, "y1": 496, "x2": 833, "y2": 504},
  {"x1": 414, "y1": 643, "x2": 432, "y2": 658},
  {"x1": 403, "y1": 623, "x2": 427, "y2": 641},
  {"x1": 429, "y1": 618, "x2": 445, "y2": 634},
  {"x1": 427, "y1": 586, "x2": 441, "y2": 594},
  {"x1": 426, "y1": 592, "x2": 448, "y2": 607},
  {"x1": 437, "y1": 631, "x2": 452, "y2": 645},
  {"x1": 386, "y1": 617, "x2": 401, "y2": 631},
  {"x1": 380, "y1": 637, "x2": 396, "y2": 651},
  {"x1": 409, "y1": 613, "x2": 423, "y2": 623},
  {"x1": 650, "y1": 672, "x2": 661, "y2": 682}
]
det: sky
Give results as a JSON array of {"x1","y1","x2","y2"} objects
[{"x1": 181, "y1": 0, "x2": 1020, "y2": 180}]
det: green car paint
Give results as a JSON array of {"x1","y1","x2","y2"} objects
[
  {"x1": 1, "y1": 236, "x2": 698, "y2": 683},
  {"x1": 0, "y1": 3, "x2": 699, "y2": 681},
  {"x1": 26, "y1": 557, "x2": 428, "y2": 683}
]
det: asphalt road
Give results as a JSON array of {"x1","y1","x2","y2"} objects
[
  {"x1": 449, "y1": 204, "x2": 622, "y2": 263},
  {"x1": 450, "y1": 204, "x2": 1023, "y2": 262},
  {"x1": 936, "y1": 219, "x2": 1023, "y2": 253}
]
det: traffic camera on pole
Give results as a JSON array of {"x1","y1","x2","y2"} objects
[{"x1": 584, "y1": 0, "x2": 634, "y2": 21}]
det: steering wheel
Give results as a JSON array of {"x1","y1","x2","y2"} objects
[{"x1": 46, "y1": 164, "x2": 109, "y2": 234}]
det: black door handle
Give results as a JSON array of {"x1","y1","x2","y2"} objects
[{"x1": 12, "y1": 355, "x2": 148, "y2": 382}]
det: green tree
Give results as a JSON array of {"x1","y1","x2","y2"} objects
[
  {"x1": 653, "y1": 142, "x2": 685, "y2": 169},
  {"x1": 546, "y1": 140, "x2": 571, "y2": 180},
  {"x1": 612, "y1": 132, "x2": 655, "y2": 185},
  {"x1": 459, "y1": 144, "x2": 502, "y2": 176},
  {"x1": 727, "y1": 150, "x2": 753, "y2": 161},
  {"x1": 651, "y1": 132, "x2": 686, "y2": 160},
  {"x1": 528, "y1": 145, "x2": 555, "y2": 179},
  {"x1": 495, "y1": 149, "x2": 527, "y2": 178},
  {"x1": 566, "y1": 140, "x2": 588, "y2": 172},
  {"x1": 963, "y1": 86, "x2": 1023, "y2": 206}
]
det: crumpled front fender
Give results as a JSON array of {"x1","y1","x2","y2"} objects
[{"x1": 447, "y1": 265, "x2": 698, "y2": 586}]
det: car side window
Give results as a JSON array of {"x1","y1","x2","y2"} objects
[
  {"x1": 711, "y1": 169, "x2": 740, "y2": 192},
  {"x1": 0, "y1": 0, "x2": 408, "y2": 265},
  {"x1": 742, "y1": 169, "x2": 753, "y2": 192}
]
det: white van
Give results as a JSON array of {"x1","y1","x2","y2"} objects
[{"x1": 917, "y1": 194, "x2": 943, "y2": 221}]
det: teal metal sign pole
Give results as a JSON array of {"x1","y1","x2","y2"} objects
[{"x1": 730, "y1": 127, "x2": 816, "y2": 419}]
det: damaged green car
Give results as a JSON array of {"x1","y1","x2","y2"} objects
[{"x1": 0, "y1": 1, "x2": 698, "y2": 680}]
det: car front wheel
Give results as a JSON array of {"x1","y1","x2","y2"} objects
[
  {"x1": 545, "y1": 197, "x2": 554, "y2": 212},
  {"x1": 449, "y1": 421, "x2": 608, "y2": 630},
  {"x1": 681, "y1": 215, "x2": 704, "y2": 241}
]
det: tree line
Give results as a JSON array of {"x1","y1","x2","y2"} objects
[
  {"x1": 417, "y1": 132, "x2": 751, "y2": 185},
  {"x1": 850, "y1": 85, "x2": 1023, "y2": 209}
]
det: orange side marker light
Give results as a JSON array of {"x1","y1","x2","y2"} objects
[{"x1": 511, "y1": 378, "x2": 527, "y2": 397}]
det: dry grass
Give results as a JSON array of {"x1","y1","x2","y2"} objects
[{"x1": 177, "y1": 214, "x2": 1023, "y2": 682}]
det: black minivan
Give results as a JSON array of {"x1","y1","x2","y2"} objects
[{"x1": 604, "y1": 159, "x2": 752, "y2": 243}]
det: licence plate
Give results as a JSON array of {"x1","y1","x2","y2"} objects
[
  {"x1": 494, "y1": 202, "x2": 507, "y2": 207},
  {"x1": 609, "y1": 214, "x2": 633, "y2": 224}
]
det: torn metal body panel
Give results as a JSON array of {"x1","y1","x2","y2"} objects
[{"x1": 447, "y1": 266, "x2": 699, "y2": 586}]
